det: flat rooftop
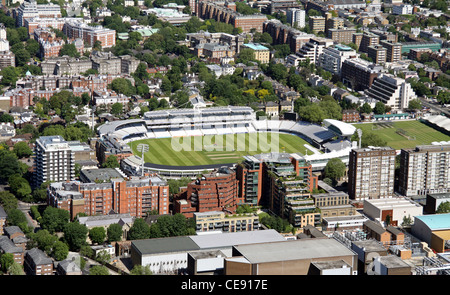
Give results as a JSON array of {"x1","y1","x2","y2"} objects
[
  {"x1": 188, "y1": 250, "x2": 226, "y2": 260},
  {"x1": 364, "y1": 197, "x2": 422, "y2": 209},
  {"x1": 377, "y1": 255, "x2": 412, "y2": 269},
  {"x1": 132, "y1": 229, "x2": 286, "y2": 256},
  {"x1": 80, "y1": 168, "x2": 125, "y2": 183},
  {"x1": 133, "y1": 236, "x2": 200, "y2": 255},
  {"x1": 352, "y1": 240, "x2": 386, "y2": 253},
  {"x1": 37, "y1": 135, "x2": 69, "y2": 148},
  {"x1": 323, "y1": 214, "x2": 368, "y2": 222},
  {"x1": 427, "y1": 193, "x2": 450, "y2": 200},
  {"x1": 311, "y1": 259, "x2": 351, "y2": 270},
  {"x1": 190, "y1": 229, "x2": 286, "y2": 249},
  {"x1": 232, "y1": 238, "x2": 356, "y2": 264}
]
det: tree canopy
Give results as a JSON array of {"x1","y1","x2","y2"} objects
[
  {"x1": 107, "y1": 223, "x2": 123, "y2": 242},
  {"x1": 40, "y1": 207, "x2": 70, "y2": 234},
  {"x1": 13, "y1": 142, "x2": 32, "y2": 159},
  {"x1": 324, "y1": 158, "x2": 346, "y2": 186},
  {"x1": 59, "y1": 43, "x2": 80, "y2": 58},
  {"x1": 437, "y1": 201, "x2": 450, "y2": 213},
  {"x1": 89, "y1": 227, "x2": 107, "y2": 245},
  {"x1": 63, "y1": 222, "x2": 88, "y2": 251},
  {"x1": 351, "y1": 131, "x2": 387, "y2": 148},
  {"x1": 0, "y1": 149, "x2": 23, "y2": 182},
  {"x1": 128, "y1": 218, "x2": 150, "y2": 240}
]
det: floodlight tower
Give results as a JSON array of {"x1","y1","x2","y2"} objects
[
  {"x1": 136, "y1": 143, "x2": 149, "y2": 176},
  {"x1": 357, "y1": 129, "x2": 362, "y2": 149}
]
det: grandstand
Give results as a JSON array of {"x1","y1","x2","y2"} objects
[
  {"x1": 424, "y1": 115, "x2": 450, "y2": 136},
  {"x1": 96, "y1": 106, "x2": 356, "y2": 177},
  {"x1": 323, "y1": 119, "x2": 356, "y2": 138}
]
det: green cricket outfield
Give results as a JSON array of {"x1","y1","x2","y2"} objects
[{"x1": 128, "y1": 132, "x2": 317, "y2": 166}]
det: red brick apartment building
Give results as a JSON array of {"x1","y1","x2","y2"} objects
[
  {"x1": 48, "y1": 176, "x2": 169, "y2": 220},
  {"x1": 0, "y1": 236, "x2": 25, "y2": 266},
  {"x1": 342, "y1": 109, "x2": 361, "y2": 122},
  {"x1": 174, "y1": 167, "x2": 239, "y2": 218},
  {"x1": 39, "y1": 37, "x2": 65, "y2": 59},
  {"x1": 262, "y1": 19, "x2": 313, "y2": 53},
  {"x1": 24, "y1": 17, "x2": 66, "y2": 34},
  {"x1": 197, "y1": 1, "x2": 267, "y2": 33},
  {"x1": 0, "y1": 226, "x2": 26, "y2": 266},
  {"x1": 24, "y1": 248, "x2": 53, "y2": 275},
  {"x1": 9, "y1": 74, "x2": 123, "y2": 108},
  {"x1": 63, "y1": 20, "x2": 116, "y2": 48},
  {"x1": 8, "y1": 87, "x2": 90, "y2": 108}
]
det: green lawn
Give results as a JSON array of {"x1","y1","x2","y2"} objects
[
  {"x1": 128, "y1": 133, "x2": 315, "y2": 166},
  {"x1": 352, "y1": 120, "x2": 450, "y2": 150}
]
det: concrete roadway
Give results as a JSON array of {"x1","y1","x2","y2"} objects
[
  {"x1": 17, "y1": 200, "x2": 40, "y2": 231},
  {"x1": 420, "y1": 97, "x2": 450, "y2": 117}
]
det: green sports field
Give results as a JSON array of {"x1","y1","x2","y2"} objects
[
  {"x1": 129, "y1": 133, "x2": 317, "y2": 166},
  {"x1": 352, "y1": 120, "x2": 450, "y2": 150}
]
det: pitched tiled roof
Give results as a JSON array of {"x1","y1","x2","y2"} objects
[
  {"x1": 0, "y1": 205, "x2": 7, "y2": 219},
  {"x1": 0, "y1": 236, "x2": 23, "y2": 254},
  {"x1": 26, "y1": 248, "x2": 53, "y2": 266}
]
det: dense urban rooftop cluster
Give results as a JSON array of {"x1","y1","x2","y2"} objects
[{"x1": 0, "y1": 0, "x2": 450, "y2": 279}]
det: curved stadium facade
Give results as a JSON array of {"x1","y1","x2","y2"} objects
[{"x1": 97, "y1": 106, "x2": 356, "y2": 178}]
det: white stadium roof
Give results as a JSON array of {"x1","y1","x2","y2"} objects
[
  {"x1": 323, "y1": 119, "x2": 357, "y2": 137},
  {"x1": 426, "y1": 115, "x2": 450, "y2": 132}
]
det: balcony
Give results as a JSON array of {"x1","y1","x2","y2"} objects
[{"x1": 285, "y1": 192, "x2": 310, "y2": 198}]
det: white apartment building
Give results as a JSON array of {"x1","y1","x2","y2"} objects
[
  {"x1": 392, "y1": 4, "x2": 413, "y2": 15},
  {"x1": 33, "y1": 136, "x2": 75, "y2": 187},
  {"x1": 93, "y1": 93, "x2": 130, "y2": 105},
  {"x1": 295, "y1": 37, "x2": 334, "y2": 66},
  {"x1": 15, "y1": 0, "x2": 62, "y2": 27},
  {"x1": 0, "y1": 39, "x2": 9, "y2": 52},
  {"x1": 95, "y1": 8, "x2": 112, "y2": 17},
  {"x1": 318, "y1": 44, "x2": 358, "y2": 76},
  {"x1": 286, "y1": 54, "x2": 303, "y2": 67},
  {"x1": 0, "y1": 24, "x2": 6, "y2": 40},
  {"x1": 399, "y1": 145, "x2": 450, "y2": 197},
  {"x1": 363, "y1": 198, "x2": 423, "y2": 226},
  {"x1": 63, "y1": 20, "x2": 116, "y2": 48},
  {"x1": 286, "y1": 8, "x2": 305, "y2": 29},
  {"x1": 348, "y1": 147, "x2": 396, "y2": 201},
  {"x1": 364, "y1": 74, "x2": 417, "y2": 111}
]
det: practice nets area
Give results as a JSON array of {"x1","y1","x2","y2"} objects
[{"x1": 352, "y1": 120, "x2": 450, "y2": 150}]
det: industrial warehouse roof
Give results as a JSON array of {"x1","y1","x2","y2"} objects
[
  {"x1": 232, "y1": 238, "x2": 356, "y2": 264},
  {"x1": 189, "y1": 229, "x2": 286, "y2": 249},
  {"x1": 132, "y1": 230, "x2": 286, "y2": 256},
  {"x1": 415, "y1": 214, "x2": 450, "y2": 231},
  {"x1": 132, "y1": 236, "x2": 201, "y2": 255}
]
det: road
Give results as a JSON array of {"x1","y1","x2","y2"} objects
[
  {"x1": 17, "y1": 200, "x2": 40, "y2": 231},
  {"x1": 420, "y1": 97, "x2": 450, "y2": 117}
]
